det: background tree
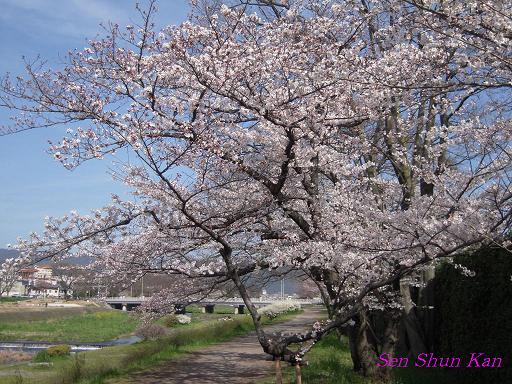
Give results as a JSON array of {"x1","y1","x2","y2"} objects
[
  {"x1": 0, "y1": 259, "x2": 18, "y2": 297},
  {"x1": 53, "y1": 265, "x2": 84, "y2": 299}
]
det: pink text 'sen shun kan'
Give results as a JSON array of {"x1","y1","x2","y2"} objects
[{"x1": 377, "y1": 353, "x2": 503, "y2": 369}]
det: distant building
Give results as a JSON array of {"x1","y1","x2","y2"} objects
[
  {"x1": 34, "y1": 266, "x2": 53, "y2": 280},
  {"x1": 19, "y1": 268, "x2": 38, "y2": 280},
  {"x1": 16, "y1": 266, "x2": 70, "y2": 298}
]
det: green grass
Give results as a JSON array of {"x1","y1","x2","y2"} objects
[
  {"x1": 260, "y1": 333, "x2": 374, "y2": 384},
  {"x1": 0, "y1": 309, "x2": 302, "y2": 384},
  {"x1": 297, "y1": 335, "x2": 372, "y2": 384},
  {"x1": 0, "y1": 306, "x2": 103, "y2": 323},
  {"x1": 0, "y1": 297, "x2": 29, "y2": 303},
  {"x1": 185, "y1": 303, "x2": 239, "y2": 314},
  {"x1": 0, "y1": 310, "x2": 138, "y2": 342},
  {"x1": 257, "y1": 333, "x2": 459, "y2": 384}
]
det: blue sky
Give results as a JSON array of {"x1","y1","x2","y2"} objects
[{"x1": 0, "y1": 0, "x2": 190, "y2": 247}]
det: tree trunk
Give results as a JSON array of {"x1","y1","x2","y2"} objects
[
  {"x1": 400, "y1": 278, "x2": 427, "y2": 358},
  {"x1": 344, "y1": 322, "x2": 363, "y2": 372},
  {"x1": 295, "y1": 363, "x2": 302, "y2": 384},
  {"x1": 345, "y1": 310, "x2": 378, "y2": 377},
  {"x1": 418, "y1": 265, "x2": 436, "y2": 351},
  {"x1": 343, "y1": 307, "x2": 401, "y2": 380},
  {"x1": 376, "y1": 315, "x2": 400, "y2": 381},
  {"x1": 275, "y1": 359, "x2": 283, "y2": 384}
]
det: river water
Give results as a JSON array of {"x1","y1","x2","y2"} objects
[{"x1": 0, "y1": 335, "x2": 142, "y2": 354}]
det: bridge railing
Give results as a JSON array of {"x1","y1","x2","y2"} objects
[{"x1": 104, "y1": 297, "x2": 322, "y2": 305}]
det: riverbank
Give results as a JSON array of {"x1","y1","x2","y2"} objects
[
  {"x1": 0, "y1": 310, "x2": 137, "y2": 343},
  {"x1": 0, "y1": 308, "x2": 303, "y2": 384},
  {"x1": 0, "y1": 298, "x2": 108, "y2": 326}
]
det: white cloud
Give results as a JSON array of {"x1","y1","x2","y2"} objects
[{"x1": 0, "y1": 0, "x2": 136, "y2": 39}]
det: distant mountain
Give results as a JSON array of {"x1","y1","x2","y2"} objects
[
  {"x1": 0, "y1": 248, "x2": 93, "y2": 266},
  {"x1": 0, "y1": 248, "x2": 19, "y2": 262}
]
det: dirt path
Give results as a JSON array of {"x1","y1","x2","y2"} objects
[{"x1": 110, "y1": 307, "x2": 324, "y2": 384}]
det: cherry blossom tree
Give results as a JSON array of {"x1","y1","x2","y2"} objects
[
  {"x1": 53, "y1": 264, "x2": 85, "y2": 299},
  {"x1": 0, "y1": 259, "x2": 18, "y2": 297},
  {"x1": 1, "y1": 0, "x2": 511, "y2": 380}
]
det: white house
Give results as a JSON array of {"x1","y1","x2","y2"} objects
[{"x1": 17, "y1": 266, "x2": 69, "y2": 298}]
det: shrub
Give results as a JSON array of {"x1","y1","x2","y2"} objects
[
  {"x1": 34, "y1": 344, "x2": 71, "y2": 362},
  {"x1": 163, "y1": 314, "x2": 191, "y2": 328},
  {"x1": 47, "y1": 344, "x2": 72, "y2": 357},
  {"x1": 163, "y1": 315, "x2": 179, "y2": 328},
  {"x1": 33, "y1": 350, "x2": 51, "y2": 362},
  {"x1": 135, "y1": 323, "x2": 167, "y2": 340},
  {"x1": 176, "y1": 314, "x2": 191, "y2": 324},
  {"x1": 258, "y1": 301, "x2": 301, "y2": 320}
]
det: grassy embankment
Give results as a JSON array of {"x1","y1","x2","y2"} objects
[
  {"x1": 0, "y1": 304, "x2": 104, "y2": 321},
  {"x1": 0, "y1": 307, "x2": 301, "y2": 384},
  {"x1": 0, "y1": 310, "x2": 137, "y2": 343}
]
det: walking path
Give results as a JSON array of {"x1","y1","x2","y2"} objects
[{"x1": 109, "y1": 307, "x2": 324, "y2": 383}]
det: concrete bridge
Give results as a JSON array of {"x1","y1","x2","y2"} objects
[{"x1": 104, "y1": 297, "x2": 320, "y2": 313}]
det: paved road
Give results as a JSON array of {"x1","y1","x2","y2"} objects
[{"x1": 110, "y1": 308, "x2": 324, "y2": 384}]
